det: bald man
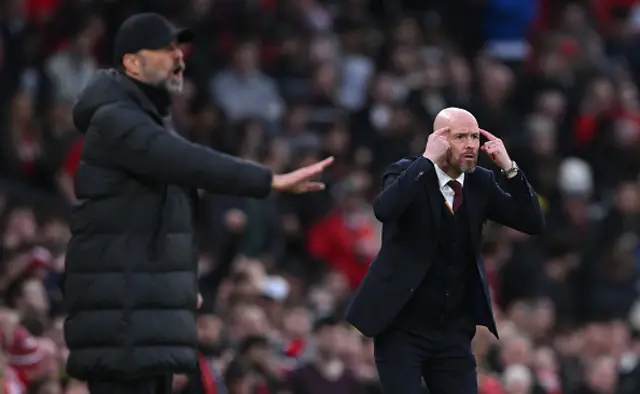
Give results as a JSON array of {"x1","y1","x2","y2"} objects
[{"x1": 346, "y1": 108, "x2": 544, "y2": 394}]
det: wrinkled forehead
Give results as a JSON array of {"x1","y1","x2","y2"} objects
[{"x1": 449, "y1": 123, "x2": 479, "y2": 137}]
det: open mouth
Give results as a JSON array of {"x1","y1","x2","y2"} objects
[
  {"x1": 463, "y1": 153, "x2": 476, "y2": 159},
  {"x1": 172, "y1": 65, "x2": 184, "y2": 76}
]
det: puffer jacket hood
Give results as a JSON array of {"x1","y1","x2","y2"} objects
[{"x1": 73, "y1": 69, "x2": 132, "y2": 134}]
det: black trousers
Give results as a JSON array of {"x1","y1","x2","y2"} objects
[
  {"x1": 88, "y1": 374, "x2": 173, "y2": 394},
  {"x1": 374, "y1": 326, "x2": 477, "y2": 394}
]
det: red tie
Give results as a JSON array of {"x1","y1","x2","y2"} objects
[{"x1": 447, "y1": 180, "x2": 463, "y2": 212}]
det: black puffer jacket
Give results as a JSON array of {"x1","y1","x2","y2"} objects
[{"x1": 64, "y1": 70, "x2": 272, "y2": 380}]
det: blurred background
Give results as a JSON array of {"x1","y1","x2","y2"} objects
[{"x1": 1, "y1": 0, "x2": 640, "y2": 393}]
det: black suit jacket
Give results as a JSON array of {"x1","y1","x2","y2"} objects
[{"x1": 345, "y1": 156, "x2": 545, "y2": 338}]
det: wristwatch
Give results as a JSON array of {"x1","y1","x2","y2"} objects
[{"x1": 501, "y1": 161, "x2": 519, "y2": 177}]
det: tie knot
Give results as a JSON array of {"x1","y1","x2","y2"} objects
[{"x1": 447, "y1": 180, "x2": 462, "y2": 195}]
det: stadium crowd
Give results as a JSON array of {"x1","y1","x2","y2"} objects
[{"x1": 2, "y1": 0, "x2": 640, "y2": 393}]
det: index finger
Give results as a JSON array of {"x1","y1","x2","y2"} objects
[
  {"x1": 433, "y1": 127, "x2": 450, "y2": 136},
  {"x1": 297, "y1": 156, "x2": 335, "y2": 178},
  {"x1": 317, "y1": 156, "x2": 335, "y2": 168},
  {"x1": 479, "y1": 129, "x2": 497, "y2": 141}
]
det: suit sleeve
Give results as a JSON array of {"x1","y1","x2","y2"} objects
[
  {"x1": 372, "y1": 156, "x2": 435, "y2": 222},
  {"x1": 485, "y1": 170, "x2": 545, "y2": 235},
  {"x1": 92, "y1": 104, "x2": 273, "y2": 197}
]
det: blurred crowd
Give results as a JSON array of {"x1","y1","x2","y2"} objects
[{"x1": 2, "y1": 0, "x2": 640, "y2": 393}]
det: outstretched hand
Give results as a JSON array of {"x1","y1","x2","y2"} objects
[
  {"x1": 272, "y1": 156, "x2": 335, "y2": 193},
  {"x1": 479, "y1": 129, "x2": 512, "y2": 170}
]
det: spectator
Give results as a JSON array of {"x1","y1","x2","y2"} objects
[
  {"x1": 287, "y1": 316, "x2": 364, "y2": 394},
  {"x1": 210, "y1": 40, "x2": 285, "y2": 126}
]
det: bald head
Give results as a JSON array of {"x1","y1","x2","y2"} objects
[
  {"x1": 433, "y1": 107, "x2": 480, "y2": 175},
  {"x1": 433, "y1": 107, "x2": 478, "y2": 131}
]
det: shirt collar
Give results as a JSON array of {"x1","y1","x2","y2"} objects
[{"x1": 433, "y1": 163, "x2": 465, "y2": 190}]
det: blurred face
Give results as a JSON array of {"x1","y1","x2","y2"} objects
[
  {"x1": 72, "y1": 34, "x2": 93, "y2": 58},
  {"x1": 445, "y1": 125, "x2": 480, "y2": 174},
  {"x1": 12, "y1": 91, "x2": 34, "y2": 121},
  {"x1": 615, "y1": 183, "x2": 640, "y2": 213},
  {"x1": 6, "y1": 208, "x2": 37, "y2": 241},
  {"x1": 314, "y1": 64, "x2": 336, "y2": 93},
  {"x1": 530, "y1": 303, "x2": 555, "y2": 337},
  {"x1": 583, "y1": 323, "x2": 610, "y2": 355},
  {"x1": 22, "y1": 278, "x2": 49, "y2": 314},
  {"x1": 448, "y1": 57, "x2": 471, "y2": 88},
  {"x1": 537, "y1": 91, "x2": 566, "y2": 119},
  {"x1": 372, "y1": 74, "x2": 396, "y2": 103},
  {"x1": 590, "y1": 79, "x2": 615, "y2": 109},
  {"x1": 323, "y1": 271, "x2": 350, "y2": 300},
  {"x1": 128, "y1": 41, "x2": 185, "y2": 93},
  {"x1": 283, "y1": 308, "x2": 312, "y2": 338},
  {"x1": 234, "y1": 44, "x2": 258, "y2": 74},
  {"x1": 229, "y1": 377, "x2": 254, "y2": 394},
  {"x1": 500, "y1": 336, "x2": 532, "y2": 367},
  {"x1": 394, "y1": 18, "x2": 420, "y2": 45},
  {"x1": 41, "y1": 219, "x2": 70, "y2": 246},
  {"x1": 504, "y1": 379, "x2": 530, "y2": 394},
  {"x1": 586, "y1": 357, "x2": 617, "y2": 392},
  {"x1": 562, "y1": 4, "x2": 587, "y2": 31},
  {"x1": 198, "y1": 314, "x2": 222, "y2": 345},
  {"x1": 392, "y1": 46, "x2": 416, "y2": 74},
  {"x1": 533, "y1": 347, "x2": 557, "y2": 373},
  {"x1": 316, "y1": 325, "x2": 346, "y2": 359},
  {"x1": 324, "y1": 125, "x2": 349, "y2": 156},
  {"x1": 423, "y1": 62, "x2": 445, "y2": 90},
  {"x1": 236, "y1": 306, "x2": 269, "y2": 337}
]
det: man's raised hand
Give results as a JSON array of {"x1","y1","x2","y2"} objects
[
  {"x1": 423, "y1": 127, "x2": 450, "y2": 164},
  {"x1": 479, "y1": 129, "x2": 512, "y2": 170},
  {"x1": 271, "y1": 156, "x2": 334, "y2": 193}
]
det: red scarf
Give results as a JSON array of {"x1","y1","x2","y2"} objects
[{"x1": 198, "y1": 353, "x2": 217, "y2": 394}]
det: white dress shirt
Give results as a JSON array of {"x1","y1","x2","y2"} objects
[{"x1": 433, "y1": 164, "x2": 465, "y2": 210}]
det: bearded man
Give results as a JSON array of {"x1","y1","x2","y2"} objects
[
  {"x1": 64, "y1": 13, "x2": 332, "y2": 394},
  {"x1": 346, "y1": 107, "x2": 545, "y2": 394}
]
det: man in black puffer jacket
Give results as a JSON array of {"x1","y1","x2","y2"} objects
[{"x1": 64, "y1": 13, "x2": 332, "y2": 394}]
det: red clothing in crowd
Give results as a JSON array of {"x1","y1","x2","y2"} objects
[
  {"x1": 62, "y1": 137, "x2": 84, "y2": 178},
  {"x1": 198, "y1": 353, "x2": 218, "y2": 394},
  {"x1": 307, "y1": 211, "x2": 377, "y2": 290},
  {"x1": 592, "y1": 0, "x2": 638, "y2": 36},
  {"x1": 25, "y1": 0, "x2": 61, "y2": 23}
]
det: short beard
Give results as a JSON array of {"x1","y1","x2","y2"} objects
[
  {"x1": 459, "y1": 162, "x2": 477, "y2": 173},
  {"x1": 140, "y1": 59, "x2": 183, "y2": 94},
  {"x1": 163, "y1": 77, "x2": 183, "y2": 94},
  {"x1": 147, "y1": 76, "x2": 182, "y2": 94},
  {"x1": 445, "y1": 152, "x2": 477, "y2": 175}
]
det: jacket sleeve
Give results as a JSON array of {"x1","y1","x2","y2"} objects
[
  {"x1": 92, "y1": 104, "x2": 273, "y2": 197},
  {"x1": 485, "y1": 170, "x2": 545, "y2": 235},
  {"x1": 372, "y1": 156, "x2": 434, "y2": 222}
]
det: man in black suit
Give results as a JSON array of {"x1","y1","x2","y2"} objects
[{"x1": 345, "y1": 107, "x2": 545, "y2": 394}]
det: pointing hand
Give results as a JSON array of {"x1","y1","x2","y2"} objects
[{"x1": 271, "y1": 157, "x2": 335, "y2": 193}]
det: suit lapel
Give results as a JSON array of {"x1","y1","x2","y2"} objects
[
  {"x1": 463, "y1": 173, "x2": 482, "y2": 249},
  {"x1": 425, "y1": 168, "x2": 443, "y2": 229}
]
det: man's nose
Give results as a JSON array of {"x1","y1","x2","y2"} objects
[{"x1": 173, "y1": 47, "x2": 184, "y2": 60}]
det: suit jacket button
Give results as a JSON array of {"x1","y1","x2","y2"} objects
[{"x1": 410, "y1": 288, "x2": 414, "y2": 292}]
